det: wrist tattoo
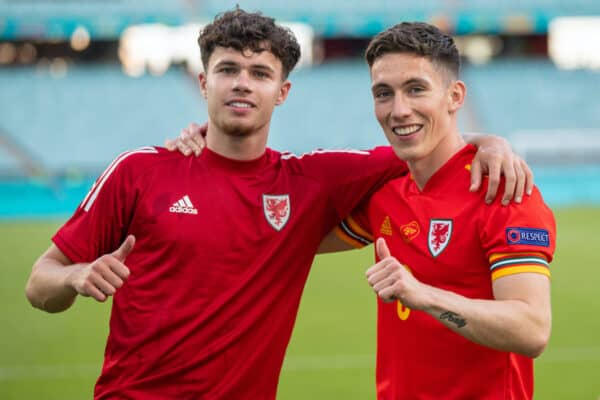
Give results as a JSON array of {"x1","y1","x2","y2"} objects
[{"x1": 440, "y1": 311, "x2": 466, "y2": 328}]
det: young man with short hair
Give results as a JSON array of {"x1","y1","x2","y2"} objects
[
  {"x1": 25, "y1": 10, "x2": 407, "y2": 399},
  {"x1": 337, "y1": 22, "x2": 555, "y2": 399}
]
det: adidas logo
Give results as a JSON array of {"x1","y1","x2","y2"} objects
[{"x1": 169, "y1": 195, "x2": 198, "y2": 215}]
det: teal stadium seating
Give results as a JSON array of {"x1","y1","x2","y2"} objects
[
  {"x1": 1, "y1": 59, "x2": 598, "y2": 174},
  {"x1": 2, "y1": 0, "x2": 600, "y2": 38}
]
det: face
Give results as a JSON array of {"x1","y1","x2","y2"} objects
[
  {"x1": 199, "y1": 46, "x2": 291, "y2": 137},
  {"x1": 370, "y1": 52, "x2": 465, "y2": 165}
]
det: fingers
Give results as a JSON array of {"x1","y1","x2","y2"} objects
[
  {"x1": 81, "y1": 255, "x2": 130, "y2": 301},
  {"x1": 365, "y1": 255, "x2": 396, "y2": 277},
  {"x1": 512, "y1": 158, "x2": 527, "y2": 204},
  {"x1": 500, "y1": 159, "x2": 517, "y2": 206},
  {"x1": 111, "y1": 235, "x2": 135, "y2": 263},
  {"x1": 366, "y1": 263, "x2": 406, "y2": 303},
  {"x1": 80, "y1": 279, "x2": 108, "y2": 302},
  {"x1": 164, "y1": 138, "x2": 176, "y2": 151},
  {"x1": 376, "y1": 237, "x2": 391, "y2": 260},
  {"x1": 179, "y1": 128, "x2": 199, "y2": 156},
  {"x1": 190, "y1": 132, "x2": 206, "y2": 156},
  {"x1": 485, "y1": 160, "x2": 501, "y2": 204},
  {"x1": 377, "y1": 287, "x2": 399, "y2": 303},
  {"x1": 522, "y1": 158, "x2": 534, "y2": 196},
  {"x1": 166, "y1": 122, "x2": 209, "y2": 157},
  {"x1": 181, "y1": 122, "x2": 207, "y2": 156},
  {"x1": 165, "y1": 132, "x2": 193, "y2": 155},
  {"x1": 176, "y1": 137, "x2": 194, "y2": 156},
  {"x1": 371, "y1": 274, "x2": 399, "y2": 293},
  {"x1": 366, "y1": 257, "x2": 403, "y2": 292},
  {"x1": 469, "y1": 156, "x2": 483, "y2": 192}
]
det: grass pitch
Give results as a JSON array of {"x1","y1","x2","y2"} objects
[{"x1": 1, "y1": 207, "x2": 598, "y2": 399}]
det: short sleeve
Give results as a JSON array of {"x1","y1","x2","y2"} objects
[
  {"x1": 52, "y1": 148, "x2": 154, "y2": 262},
  {"x1": 289, "y1": 146, "x2": 407, "y2": 220},
  {"x1": 333, "y1": 199, "x2": 374, "y2": 249},
  {"x1": 480, "y1": 187, "x2": 556, "y2": 281}
]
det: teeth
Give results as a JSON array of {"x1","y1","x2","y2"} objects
[
  {"x1": 229, "y1": 101, "x2": 252, "y2": 108},
  {"x1": 393, "y1": 125, "x2": 420, "y2": 136}
]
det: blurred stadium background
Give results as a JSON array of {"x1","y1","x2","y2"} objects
[{"x1": 1, "y1": 0, "x2": 599, "y2": 399}]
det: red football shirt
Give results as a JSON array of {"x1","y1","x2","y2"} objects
[
  {"x1": 53, "y1": 145, "x2": 407, "y2": 399},
  {"x1": 336, "y1": 144, "x2": 556, "y2": 400}
]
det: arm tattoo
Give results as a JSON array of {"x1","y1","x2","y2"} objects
[{"x1": 440, "y1": 311, "x2": 466, "y2": 328}]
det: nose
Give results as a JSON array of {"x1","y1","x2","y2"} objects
[
  {"x1": 391, "y1": 96, "x2": 411, "y2": 119},
  {"x1": 233, "y1": 69, "x2": 251, "y2": 93}
]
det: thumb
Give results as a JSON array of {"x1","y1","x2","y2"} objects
[
  {"x1": 376, "y1": 237, "x2": 392, "y2": 260},
  {"x1": 112, "y1": 235, "x2": 135, "y2": 262}
]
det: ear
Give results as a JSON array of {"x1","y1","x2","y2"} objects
[
  {"x1": 275, "y1": 80, "x2": 292, "y2": 106},
  {"x1": 448, "y1": 80, "x2": 466, "y2": 114},
  {"x1": 198, "y1": 72, "x2": 208, "y2": 99}
]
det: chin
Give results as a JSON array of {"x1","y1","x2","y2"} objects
[
  {"x1": 222, "y1": 123, "x2": 255, "y2": 137},
  {"x1": 390, "y1": 145, "x2": 411, "y2": 161}
]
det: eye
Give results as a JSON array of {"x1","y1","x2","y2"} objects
[
  {"x1": 253, "y1": 70, "x2": 269, "y2": 79},
  {"x1": 374, "y1": 89, "x2": 393, "y2": 100},
  {"x1": 407, "y1": 86, "x2": 425, "y2": 95}
]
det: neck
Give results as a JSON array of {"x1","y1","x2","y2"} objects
[
  {"x1": 409, "y1": 130, "x2": 466, "y2": 190},
  {"x1": 205, "y1": 124, "x2": 269, "y2": 161}
]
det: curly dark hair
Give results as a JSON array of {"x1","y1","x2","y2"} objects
[
  {"x1": 198, "y1": 8, "x2": 301, "y2": 79},
  {"x1": 365, "y1": 22, "x2": 460, "y2": 79}
]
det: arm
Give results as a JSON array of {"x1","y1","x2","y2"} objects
[
  {"x1": 317, "y1": 229, "x2": 355, "y2": 254},
  {"x1": 167, "y1": 128, "x2": 533, "y2": 204},
  {"x1": 464, "y1": 133, "x2": 533, "y2": 205},
  {"x1": 318, "y1": 206, "x2": 374, "y2": 254},
  {"x1": 26, "y1": 236, "x2": 134, "y2": 313},
  {"x1": 367, "y1": 238, "x2": 551, "y2": 358}
]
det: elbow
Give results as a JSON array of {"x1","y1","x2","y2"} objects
[
  {"x1": 25, "y1": 272, "x2": 45, "y2": 311},
  {"x1": 25, "y1": 283, "x2": 69, "y2": 314},
  {"x1": 25, "y1": 271, "x2": 38, "y2": 307},
  {"x1": 24, "y1": 265, "x2": 58, "y2": 313},
  {"x1": 524, "y1": 336, "x2": 549, "y2": 359},
  {"x1": 524, "y1": 322, "x2": 552, "y2": 359}
]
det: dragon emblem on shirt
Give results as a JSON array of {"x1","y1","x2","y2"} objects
[
  {"x1": 263, "y1": 194, "x2": 291, "y2": 231},
  {"x1": 428, "y1": 219, "x2": 453, "y2": 257}
]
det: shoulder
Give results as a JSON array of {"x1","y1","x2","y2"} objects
[
  {"x1": 279, "y1": 148, "x2": 371, "y2": 161},
  {"x1": 106, "y1": 146, "x2": 185, "y2": 175},
  {"x1": 89, "y1": 146, "x2": 191, "y2": 191},
  {"x1": 480, "y1": 186, "x2": 556, "y2": 244},
  {"x1": 278, "y1": 146, "x2": 403, "y2": 169}
]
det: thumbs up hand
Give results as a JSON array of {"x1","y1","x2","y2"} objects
[
  {"x1": 366, "y1": 238, "x2": 426, "y2": 308},
  {"x1": 67, "y1": 235, "x2": 135, "y2": 302}
]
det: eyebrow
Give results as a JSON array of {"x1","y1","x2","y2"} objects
[
  {"x1": 402, "y1": 78, "x2": 429, "y2": 87},
  {"x1": 214, "y1": 60, "x2": 275, "y2": 73},
  {"x1": 371, "y1": 77, "x2": 430, "y2": 92},
  {"x1": 371, "y1": 82, "x2": 391, "y2": 92}
]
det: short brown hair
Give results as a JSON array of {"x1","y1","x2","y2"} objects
[
  {"x1": 365, "y1": 22, "x2": 460, "y2": 79},
  {"x1": 198, "y1": 8, "x2": 301, "y2": 79}
]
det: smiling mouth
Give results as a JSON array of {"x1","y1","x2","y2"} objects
[
  {"x1": 226, "y1": 101, "x2": 254, "y2": 108},
  {"x1": 392, "y1": 124, "x2": 422, "y2": 136}
]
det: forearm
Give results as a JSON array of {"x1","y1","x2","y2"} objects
[
  {"x1": 316, "y1": 228, "x2": 357, "y2": 254},
  {"x1": 26, "y1": 259, "x2": 82, "y2": 313},
  {"x1": 421, "y1": 284, "x2": 550, "y2": 358}
]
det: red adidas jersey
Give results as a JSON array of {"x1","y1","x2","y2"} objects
[
  {"x1": 337, "y1": 144, "x2": 556, "y2": 400},
  {"x1": 52, "y1": 145, "x2": 407, "y2": 399}
]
